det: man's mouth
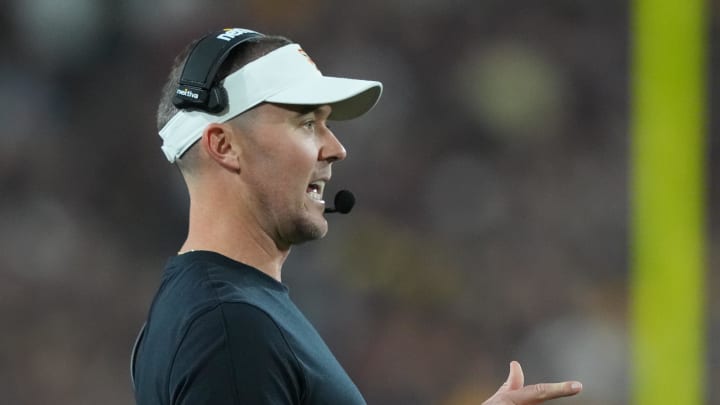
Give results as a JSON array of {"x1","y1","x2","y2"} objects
[{"x1": 306, "y1": 180, "x2": 325, "y2": 202}]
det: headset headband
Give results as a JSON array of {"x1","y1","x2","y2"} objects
[{"x1": 172, "y1": 28, "x2": 264, "y2": 113}]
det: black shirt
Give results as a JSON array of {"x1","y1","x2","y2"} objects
[{"x1": 133, "y1": 251, "x2": 365, "y2": 404}]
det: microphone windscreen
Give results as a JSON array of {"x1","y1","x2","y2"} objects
[{"x1": 334, "y1": 190, "x2": 355, "y2": 214}]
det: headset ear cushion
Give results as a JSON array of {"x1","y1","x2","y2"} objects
[{"x1": 206, "y1": 86, "x2": 228, "y2": 113}]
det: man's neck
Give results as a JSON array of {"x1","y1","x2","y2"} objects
[{"x1": 180, "y1": 200, "x2": 290, "y2": 282}]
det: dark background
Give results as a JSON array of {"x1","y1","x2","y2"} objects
[{"x1": 1, "y1": 1, "x2": 717, "y2": 404}]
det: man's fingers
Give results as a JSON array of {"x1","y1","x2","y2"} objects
[
  {"x1": 483, "y1": 365, "x2": 582, "y2": 405},
  {"x1": 509, "y1": 381, "x2": 583, "y2": 403}
]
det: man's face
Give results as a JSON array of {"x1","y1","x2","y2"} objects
[{"x1": 232, "y1": 103, "x2": 346, "y2": 248}]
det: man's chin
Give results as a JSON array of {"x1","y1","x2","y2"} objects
[{"x1": 287, "y1": 217, "x2": 328, "y2": 245}]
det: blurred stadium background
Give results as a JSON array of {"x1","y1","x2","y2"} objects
[{"x1": 0, "y1": 0, "x2": 717, "y2": 404}]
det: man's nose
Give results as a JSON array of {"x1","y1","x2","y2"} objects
[{"x1": 319, "y1": 129, "x2": 347, "y2": 163}]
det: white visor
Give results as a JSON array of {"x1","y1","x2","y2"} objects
[{"x1": 159, "y1": 43, "x2": 383, "y2": 163}]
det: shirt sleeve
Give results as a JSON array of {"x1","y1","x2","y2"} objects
[{"x1": 169, "y1": 302, "x2": 304, "y2": 404}]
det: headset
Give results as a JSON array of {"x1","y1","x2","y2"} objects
[
  {"x1": 131, "y1": 28, "x2": 264, "y2": 392},
  {"x1": 171, "y1": 28, "x2": 264, "y2": 113}
]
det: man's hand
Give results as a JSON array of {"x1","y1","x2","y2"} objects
[{"x1": 482, "y1": 361, "x2": 582, "y2": 404}]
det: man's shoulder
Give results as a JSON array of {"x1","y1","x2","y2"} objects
[
  {"x1": 134, "y1": 255, "x2": 298, "y2": 402},
  {"x1": 145, "y1": 252, "x2": 293, "y2": 354},
  {"x1": 156, "y1": 251, "x2": 287, "y2": 312}
]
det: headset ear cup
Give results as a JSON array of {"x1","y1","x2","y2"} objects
[{"x1": 207, "y1": 86, "x2": 228, "y2": 113}]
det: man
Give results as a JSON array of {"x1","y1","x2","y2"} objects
[{"x1": 132, "y1": 28, "x2": 583, "y2": 404}]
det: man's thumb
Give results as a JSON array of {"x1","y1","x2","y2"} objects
[{"x1": 501, "y1": 361, "x2": 525, "y2": 392}]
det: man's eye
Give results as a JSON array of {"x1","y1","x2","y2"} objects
[{"x1": 304, "y1": 121, "x2": 315, "y2": 130}]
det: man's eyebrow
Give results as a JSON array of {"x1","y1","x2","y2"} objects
[
  {"x1": 277, "y1": 103, "x2": 331, "y2": 117},
  {"x1": 295, "y1": 105, "x2": 320, "y2": 116},
  {"x1": 276, "y1": 104, "x2": 320, "y2": 116}
]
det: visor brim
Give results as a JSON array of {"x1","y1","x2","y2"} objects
[{"x1": 265, "y1": 76, "x2": 383, "y2": 120}]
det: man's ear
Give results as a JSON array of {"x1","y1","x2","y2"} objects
[{"x1": 201, "y1": 123, "x2": 241, "y2": 172}]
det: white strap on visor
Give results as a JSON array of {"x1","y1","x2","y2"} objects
[{"x1": 159, "y1": 43, "x2": 382, "y2": 163}]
